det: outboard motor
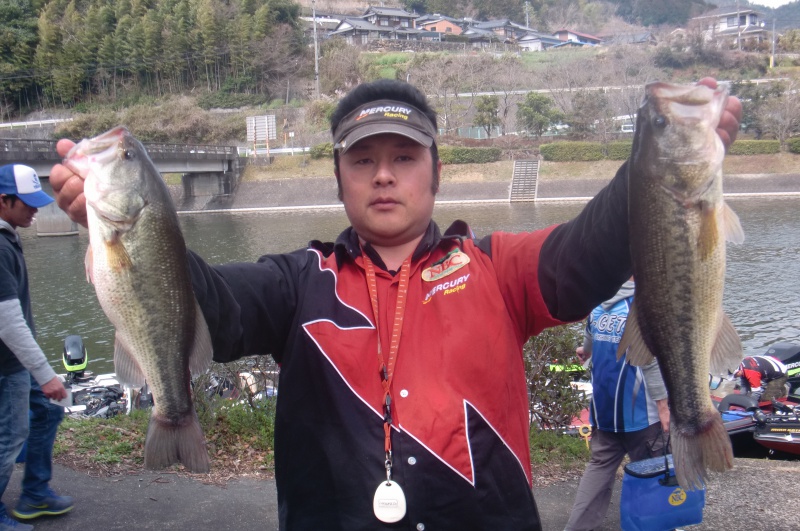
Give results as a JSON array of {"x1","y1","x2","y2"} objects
[
  {"x1": 763, "y1": 341, "x2": 800, "y2": 396},
  {"x1": 62, "y1": 335, "x2": 91, "y2": 384}
]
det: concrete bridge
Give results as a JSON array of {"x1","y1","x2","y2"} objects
[{"x1": 0, "y1": 137, "x2": 245, "y2": 235}]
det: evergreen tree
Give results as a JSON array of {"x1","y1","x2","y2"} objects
[
  {"x1": 516, "y1": 92, "x2": 563, "y2": 138},
  {"x1": 474, "y1": 95, "x2": 500, "y2": 138},
  {"x1": 0, "y1": 0, "x2": 39, "y2": 111}
]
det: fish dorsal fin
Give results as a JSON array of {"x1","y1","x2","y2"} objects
[
  {"x1": 721, "y1": 202, "x2": 744, "y2": 244},
  {"x1": 113, "y1": 335, "x2": 146, "y2": 387},
  {"x1": 617, "y1": 302, "x2": 656, "y2": 366},
  {"x1": 710, "y1": 313, "x2": 744, "y2": 375},
  {"x1": 189, "y1": 298, "x2": 213, "y2": 377}
]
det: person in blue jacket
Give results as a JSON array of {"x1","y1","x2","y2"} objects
[{"x1": 565, "y1": 279, "x2": 669, "y2": 531}]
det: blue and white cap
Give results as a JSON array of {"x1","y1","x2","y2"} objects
[{"x1": 0, "y1": 164, "x2": 54, "y2": 208}]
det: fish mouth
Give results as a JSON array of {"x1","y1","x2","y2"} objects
[
  {"x1": 647, "y1": 82, "x2": 724, "y2": 106},
  {"x1": 63, "y1": 126, "x2": 129, "y2": 174}
]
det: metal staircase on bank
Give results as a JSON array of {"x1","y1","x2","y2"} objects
[{"x1": 509, "y1": 159, "x2": 539, "y2": 202}]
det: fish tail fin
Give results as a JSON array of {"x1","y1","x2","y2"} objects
[
  {"x1": 144, "y1": 408, "x2": 210, "y2": 473},
  {"x1": 671, "y1": 412, "x2": 733, "y2": 491},
  {"x1": 617, "y1": 302, "x2": 655, "y2": 366},
  {"x1": 710, "y1": 313, "x2": 744, "y2": 374}
]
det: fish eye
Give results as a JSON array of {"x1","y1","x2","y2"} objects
[
  {"x1": 653, "y1": 115, "x2": 667, "y2": 128},
  {"x1": 123, "y1": 149, "x2": 136, "y2": 160}
]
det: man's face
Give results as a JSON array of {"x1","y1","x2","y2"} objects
[
  {"x1": 337, "y1": 133, "x2": 440, "y2": 249},
  {"x1": 0, "y1": 195, "x2": 38, "y2": 229}
]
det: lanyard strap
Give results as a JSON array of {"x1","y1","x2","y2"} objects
[{"x1": 363, "y1": 253, "x2": 411, "y2": 476}]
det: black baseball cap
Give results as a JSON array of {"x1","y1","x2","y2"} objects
[{"x1": 332, "y1": 99, "x2": 437, "y2": 154}]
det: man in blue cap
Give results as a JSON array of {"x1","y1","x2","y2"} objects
[{"x1": 0, "y1": 164, "x2": 74, "y2": 531}]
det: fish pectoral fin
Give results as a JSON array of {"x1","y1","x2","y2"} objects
[
  {"x1": 113, "y1": 336, "x2": 146, "y2": 388},
  {"x1": 105, "y1": 235, "x2": 133, "y2": 272},
  {"x1": 710, "y1": 313, "x2": 744, "y2": 375},
  {"x1": 617, "y1": 302, "x2": 655, "y2": 366},
  {"x1": 84, "y1": 245, "x2": 94, "y2": 284},
  {"x1": 188, "y1": 299, "x2": 213, "y2": 377},
  {"x1": 720, "y1": 202, "x2": 745, "y2": 244}
]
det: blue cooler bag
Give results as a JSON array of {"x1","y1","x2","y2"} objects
[{"x1": 620, "y1": 454, "x2": 705, "y2": 531}]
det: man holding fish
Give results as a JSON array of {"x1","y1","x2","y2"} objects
[{"x1": 48, "y1": 77, "x2": 743, "y2": 530}]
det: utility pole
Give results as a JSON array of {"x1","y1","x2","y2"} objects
[
  {"x1": 524, "y1": 1, "x2": 530, "y2": 28},
  {"x1": 771, "y1": 18, "x2": 776, "y2": 69},
  {"x1": 736, "y1": 0, "x2": 742, "y2": 51},
  {"x1": 312, "y1": 0, "x2": 320, "y2": 99}
]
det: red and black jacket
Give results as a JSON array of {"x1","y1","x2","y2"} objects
[{"x1": 188, "y1": 164, "x2": 631, "y2": 530}]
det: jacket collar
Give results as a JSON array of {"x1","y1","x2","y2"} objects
[{"x1": 332, "y1": 220, "x2": 471, "y2": 272}]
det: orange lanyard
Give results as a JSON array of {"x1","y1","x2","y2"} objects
[{"x1": 363, "y1": 253, "x2": 411, "y2": 466}]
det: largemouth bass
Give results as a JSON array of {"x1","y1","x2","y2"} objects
[
  {"x1": 619, "y1": 82, "x2": 745, "y2": 489},
  {"x1": 65, "y1": 127, "x2": 212, "y2": 473}
]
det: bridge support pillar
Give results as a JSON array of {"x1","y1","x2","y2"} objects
[{"x1": 35, "y1": 180, "x2": 79, "y2": 236}]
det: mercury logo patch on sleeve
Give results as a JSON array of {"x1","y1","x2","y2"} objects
[{"x1": 421, "y1": 250, "x2": 470, "y2": 282}]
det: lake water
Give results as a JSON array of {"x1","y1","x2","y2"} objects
[{"x1": 17, "y1": 197, "x2": 800, "y2": 375}]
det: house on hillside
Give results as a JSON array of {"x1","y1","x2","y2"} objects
[
  {"x1": 518, "y1": 32, "x2": 563, "y2": 51},
  {"x1": 690, "y1": 7, "x2": 767, "y2": 46},
  {"x1": 552, "y1": 29, "x2": 603, "y2": 45},
  {"x1": 416, "y1": 14, "x2": 463, "y2": 36},
  {"x1": 329, "y1": 7, "x2": 426, "y2": 45},
  {"x1": 362, "y1": 6, "x2": 419, "y2": 30},
  {"x1": 330, "y1": 18, "x2": 385, "y2": 45},
  {"x1": 465, "y1": 19, "x2": 534, "y2": 41}
]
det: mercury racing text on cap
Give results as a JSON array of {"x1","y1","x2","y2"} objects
[{"x1": 333, "y1": 99, "x2": 437, "y2": 154}]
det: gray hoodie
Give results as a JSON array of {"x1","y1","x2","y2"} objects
[{"x1": 0, "y1": 219, "x2": 58, "y2": 386}]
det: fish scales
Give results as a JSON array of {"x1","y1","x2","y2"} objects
[
  {"x1": 65, "y1": 126, "x2": 213, "y2": 473},
  {"x1": 620, "y1": 82, "x2": 745, "y2": 490}
]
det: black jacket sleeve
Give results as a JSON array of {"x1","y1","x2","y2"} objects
[
  {"x1": 537, "y1": 162, "x2": 633, "y2": 322},
  {"x1": 187, "y1": 250, "x2": 302, "y2": 364}
]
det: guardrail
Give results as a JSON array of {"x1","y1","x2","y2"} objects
[
  {"x1": 0, "y1": 138, "x2": 237, "y2": 159},
  {"x1": 0, "y1": 118, "x2": 73, "y2": 129}
]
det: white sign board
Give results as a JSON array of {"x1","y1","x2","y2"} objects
[{"x1": 246, "y1": 115, "x2": 277, "y2": 142}]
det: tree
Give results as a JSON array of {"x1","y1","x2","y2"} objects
[
  {"x1": 778, "y1": 29, "x2": 800, "y2": 53},
  {"x1": 516, "y1": 91, "x2": 563, "y2": 138},
  {"x1": 485, "y1": 54, "x2": 528, "y2": 136},
  {"x1": 732, "y1": 80, "x2": 784, "y2": 137},
  {"x1": 319, "y1": 39, "x2": 362, "y2": 96},
  {"x1": 757, "y1": 81, "x2": 800, "y2": 150},
  {"x1": 568, "y1": 90, "x2": 614, "y2": 141},
  {"x1": 474, "y1": 95, "x2": 500, "y2": 138},
  {"x1": 0, "y1": 0, "x2": 39, "y2": 114},
  {"x1": 524, "y1": 324, "x2": 588, "y2": 431},
  {"x1": 631, "y1": 0, "x2": 696, "y2": 27}
]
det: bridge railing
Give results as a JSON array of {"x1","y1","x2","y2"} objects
[
  {"x1": 0, "y1": 138, "x2": 237, "y2": 163},
  {"x1": 0, "y1": 138, "x2": 58, "y2": 162}
]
